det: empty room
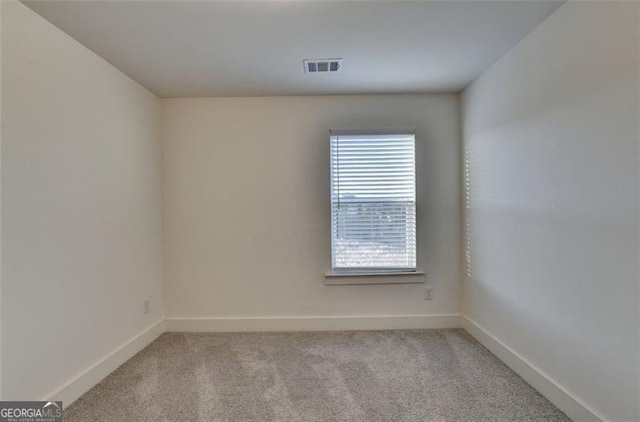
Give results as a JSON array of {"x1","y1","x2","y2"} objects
[{"x1": 1, "y1": 0, "x2": 638, "y2": 421}]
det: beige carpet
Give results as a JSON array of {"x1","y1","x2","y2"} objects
[{"x1": 64, "y1": 329, "x2": 570, "y2": 421}]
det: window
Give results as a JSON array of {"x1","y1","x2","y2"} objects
[{"x1": 330, "y1": 130, "x2": 416, "y2": 273}]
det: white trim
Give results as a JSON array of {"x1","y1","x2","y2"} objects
[
  {"x1": 326, "y1": 270, "x2": 424, "y2": 277},
  {"x1": 330, "y1": 127, "x2": 416, "y2": 136},
  {"x1": 42, "y1": 319, "x2": 165, "y2": 406},
  {"x1": 325, "y1": 271, "x2": 426, "y2": 285},
  {"x1": 166, "y1": 314, "x2": 461, "y2": 332},
  {"x1": 462, "y1": 316, "x2": 604, "y2": 422}
]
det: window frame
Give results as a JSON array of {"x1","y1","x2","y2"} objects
[{"x1": 329, "y1": 129, "x2": 418, "y2": 275}]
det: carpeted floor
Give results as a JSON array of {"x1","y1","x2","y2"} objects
[{"x1": 64, "y1": 329, "x2": 570, "y2": 421}]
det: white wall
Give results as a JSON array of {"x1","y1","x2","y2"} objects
[
  {"x1": 0, "y1": 1, "x2": 5, "y2": 401},
  {"x1": 162, "y1": 95, "x2": 461, "y2": 322},
  {"x1": 461, "y1": 2, "x2": 639, "y2": 421},
  {"x1": 2, "y1": 1, "x2": 163, "y2": 401}
]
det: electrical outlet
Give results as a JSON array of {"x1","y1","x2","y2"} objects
[
  {"x1": 424, "y1": 287, "x2": 433, "y2": 300},
  {"x1": 143, "y1": 298, "x2": 151, "y2": 315}
]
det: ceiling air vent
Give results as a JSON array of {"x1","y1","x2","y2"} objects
[{"x1": 304, "y1": 58, "x2": 342, "y2": 74}]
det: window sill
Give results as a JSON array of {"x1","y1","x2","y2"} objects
[{"x1": 324, "y1": 271, "x2": 426, "y2": 285}]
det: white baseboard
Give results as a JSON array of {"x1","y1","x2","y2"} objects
[
  {"x1": 165, "y1": 314, "x2": 462, "y2": 332},
  {"x1": 462, "y1": 316, "x2": 604, "y2": 422},
  {"x1": 43, "y1": 319, "x2": 165, "y2": 406}
]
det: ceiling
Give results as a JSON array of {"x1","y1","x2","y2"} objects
[{"x1": 23, "y1": 1, "x2": 563, "y2": 98}]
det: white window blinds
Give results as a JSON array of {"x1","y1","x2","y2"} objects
[{"x1": 330, "y1": 131, "x2": 416, "y2": 272}]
